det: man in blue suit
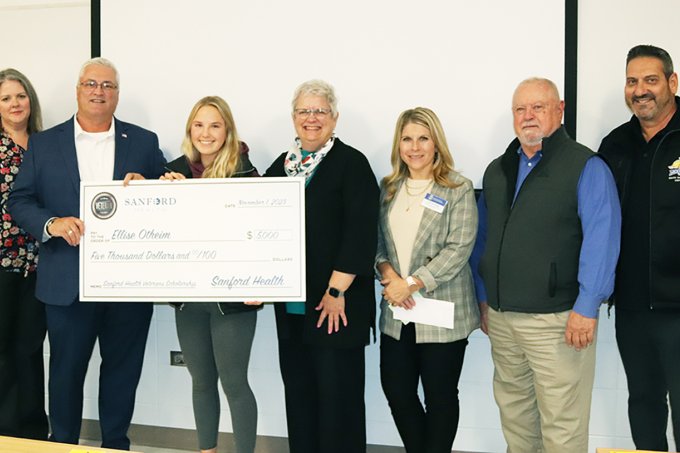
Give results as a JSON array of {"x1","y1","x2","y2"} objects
[{"x1": 9, "y1": 57, "x2": 166, "y2": 450}]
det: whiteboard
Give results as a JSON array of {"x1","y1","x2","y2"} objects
[{"x1": 101, "y1": 0, "x2": 565, "y2": 187}]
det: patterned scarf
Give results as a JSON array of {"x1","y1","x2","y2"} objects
[{"x1": 284, "y1": 134, "x2": 335, "y2": 181}]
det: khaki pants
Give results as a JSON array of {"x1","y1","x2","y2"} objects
[{"x1": 488, "y1": 309, "x2": 596, "y2": 453}]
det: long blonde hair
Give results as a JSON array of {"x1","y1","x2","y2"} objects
[
  {"x1": 181, "y1": 96, "x2": 241, "y2": 178},
  {"x1": 382, "y1": 107, "x2": 460, "y2": 202}
]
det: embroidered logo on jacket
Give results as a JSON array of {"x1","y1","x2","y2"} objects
[{"x1": 669, "y1": 157, "x2": 680, "y2": 182}]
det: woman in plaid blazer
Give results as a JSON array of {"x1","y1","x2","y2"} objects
[{"x1": 376, "y1": 107, "x2": 480, "y2": 453}]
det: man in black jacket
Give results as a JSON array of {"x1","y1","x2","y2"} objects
[{"x1": 599, "y1": 44, "x2": 680, "y2": 452}]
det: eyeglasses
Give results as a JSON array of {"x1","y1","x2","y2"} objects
[
  {"x1": 294, "y1": 108, "x2": 331, "y2": 119},
  {"x1": 512, "y1": 103, "x2": 549, "y2": 116},
  {"x1": 79, "y1": 80, "x2": 118, "y2": 92}
]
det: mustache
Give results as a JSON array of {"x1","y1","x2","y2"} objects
[{"x1": 633, "y1": 93, "x2": 655, "y2": 102}]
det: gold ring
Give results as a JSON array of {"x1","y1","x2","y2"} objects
[{"x1": 68, "y1": 230, "x2": 73, "y2": 235}]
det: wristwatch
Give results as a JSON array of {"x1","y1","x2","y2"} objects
[
  {"x1": 406, "y1": 276, "x2": 418, "y2": 288},
  {"x1": 45, "y1": 217, "x2": 57, "y2": 237},
  {"x1": 328, "y1": 287, "x2": 345, "y2": 298}
]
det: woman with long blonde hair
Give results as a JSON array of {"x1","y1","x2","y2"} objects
[
  {"x1": 162, "y1": 95, "x2": 260, "y2": 453},
  {"x1": 376, "y1": 107, "x2": 479, "y2": 452}
]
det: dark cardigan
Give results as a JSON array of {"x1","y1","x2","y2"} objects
[{"x1": 264, "y1": 138, "x2": 380, "y2": 348}]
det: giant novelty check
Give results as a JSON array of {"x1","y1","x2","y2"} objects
[{"x1": 79, "y1": 177, "x2": 306, "y2": 302}]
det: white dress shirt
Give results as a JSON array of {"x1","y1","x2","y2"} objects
[
  {"x1": 74, "y1": 115, "x2": 116, "y2": 182},
  {"x1": 43, "y1": 116, "x2": 116, "y2": 241}
]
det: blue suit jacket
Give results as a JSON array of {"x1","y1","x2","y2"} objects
[{"x1": 9, "y1": 116, "x2": 166, "y2": 306}]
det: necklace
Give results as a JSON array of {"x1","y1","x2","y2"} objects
[
  {"x1": 404, "y1": 180, "x2": 433, "y2": 211},
  {"x1": 405, "y1": 183, "x2": 431, "y2": 196}
]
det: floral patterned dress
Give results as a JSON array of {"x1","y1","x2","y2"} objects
[{"x1": 0, "y1": 131, "x2": 38, "y2": 275}]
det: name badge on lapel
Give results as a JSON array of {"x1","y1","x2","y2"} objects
[{"x1": 421, "y1": 193, "x2": 447, "y2": 213}]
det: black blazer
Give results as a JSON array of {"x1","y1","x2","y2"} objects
[
  {"x1": 165, "y1": 147, "x2": 261, "y2": 315},
  {"x1": 265, "y1": 138, "x2": 379, "y2": 348}
]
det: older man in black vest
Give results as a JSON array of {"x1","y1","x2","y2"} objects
[{"x1": 471, "y1": 77, "x2": 621, "y2": 453}]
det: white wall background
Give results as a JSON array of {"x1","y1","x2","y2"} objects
[
  {"x1": 576, "y1": 0, "x2": 680, "y2": 151},
  {"x1": 3, "y1": 0, "x2": 678, "y2": 451},
  {"x1": 0, "y1": 0, "x2": 89, "y2": 127}
]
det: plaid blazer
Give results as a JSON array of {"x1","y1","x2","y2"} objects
[{"x1": 376, "y1": 173, "x2": 480, "y2": 343}]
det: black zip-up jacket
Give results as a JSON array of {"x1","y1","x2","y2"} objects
[
  {"x1": 598, "y1": 96, "x2": 680, "y2": 310},
  {"x1": 166, "y1": 143, "x2": 262, "y2": 315}
]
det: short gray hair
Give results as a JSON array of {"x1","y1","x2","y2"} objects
[
  {"x1": 291, "y1": 79, "x2": 338, "y2": 118},
  {"x1": 0, "y1": 67, "x2": 43, "y2": 134},
  {"x1": 78, "y1": 57, "x2": 120, "y2": 87},
  {"x1": 514, "y1": 77, "x2": 561, "y2": 104}
]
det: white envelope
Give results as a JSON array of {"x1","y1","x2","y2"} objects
[{"x1": 390, "y1": 295, "x2": 454, "y2": 329}]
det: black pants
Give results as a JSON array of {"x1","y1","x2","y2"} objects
[
  {"x1": 278, "y1": 314, "x2": 366, "y2": 453},
  {"x1": 0, "y1": 271, "x2": 48, "y2": 440},
  {"x1": 616, "y1": 308, "x2": 680, "y2": 451},
  {"x1": 380, "y1": 323, "x2": 468, "y2": 453}
]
